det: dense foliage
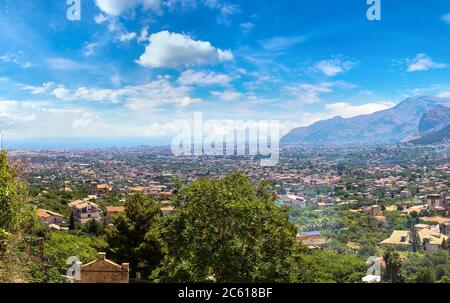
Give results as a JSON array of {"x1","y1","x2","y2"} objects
[
  {"x1": 154, "y1": 173, "x2": 304, "y2": 283},
  {"x1": 106, "y1": 193, "x2": 164, "y2": 279}
]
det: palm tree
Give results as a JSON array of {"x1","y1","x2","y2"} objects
[{"x1": 383, "y1": 248, "x2": 402, "y2": 283}]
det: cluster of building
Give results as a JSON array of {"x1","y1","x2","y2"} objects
[
  {"x1": 10, "y1": 145, "x2": 450, "y2": 283},
  {"x1": 37, "y1": 182, "x2": 175, "y2": 228}
]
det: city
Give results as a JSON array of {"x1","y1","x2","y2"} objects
[{"x1": 3, "y1": 142, "x2": 448, "y2": 283}]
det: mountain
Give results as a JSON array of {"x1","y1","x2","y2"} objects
[
  {"x1": 410, "y1": 124, "x2": 450, "y2": 145},
  {"x1": 418, "y1": 105, "x2": 450, "y2": 133},
  {"x1": 281, "y1": 96, "x2": 450, "y2": 146},
  {"x1": 408, "y1": 104, "x2": 450, "y2": 145}
]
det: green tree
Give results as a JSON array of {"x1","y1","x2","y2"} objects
[
  {"x1": 415, "y1": 268, "x2": 436, "y2": 283},
  {"x1": 82, "y1": 219, "x2": 104, "y2": 236},
  {"x1": 68, "y1": 212, "x2": 75, "y2": 230},
  {"x1": 154, "y1": 172, "x2": 303, "y2": 283},
  {"x1": 439, "y1": 276, "x2": 450, "y2": 283},
  {"x1": 0, "y1": 150, "x2": 43, "y2": 282},
  {"x1": 106, "y1": 193, "x2": 164, "y2": 279},
  {"x1": 296, "y1": 250, "x2": 366, "y2": 283},
  {"x1": 410, "y1": 226, "x2": 421, "y2": 253},
  {"x1": 383, "y1": 248, "x2": 403, "y2": 283},
  {"x1": 0, "y1": 150, "x2": 21, "y2": 231},
  {"x1": 441, "y1": 238, "x2": 449, "y2": 251}
]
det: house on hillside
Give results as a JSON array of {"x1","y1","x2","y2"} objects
[
  {"x1": 280, "y1": 194, "x2": 306, "y2": 207},
  {"x1": 296, "y1": 231, "x2": 329, "y2": 250},
  {"x1": 105, "y1": 206, "x2": 126, "y2": 224},
  {"x1": 90, "y1": 182, "x2": 111, "y2": 199},
  {"x1": 73, "y1": 252, "x2": 129, "y2": 283},
  {"x1": 362, "y1": 205, "x2": 383, "y2": 216},
  {"x1": 37, "y1": 209, "x2": 65, "y2": 226},
  {"x1": 427, "y1": 194, "x2": 447, "y2": 215},
  {"x1": 417, "y1": 226, "x2": 449, "y2": 252},
  {"x1": 380, "y1": 225, "x2": 449, "y2": 252},
  {"x1": 379, "y1": 230, "x2": 410, "y2": 248},
  {"x1": 68, "y1": 199, "x2": 102, "y2": 224}
]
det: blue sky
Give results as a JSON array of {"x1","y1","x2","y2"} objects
[{"x1": 1, "y1": 0, "x2": 450, "y2": 148}]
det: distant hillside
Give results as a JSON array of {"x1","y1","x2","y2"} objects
[
  {"x1": 418, "y1": 105, "x2": 450, "y2": 133},
  {"x1": 410, "y1": 124, "x2": 450, "y2": 145},
  {"x1": 282, "y1": 96, "x2": 450, "y2": 146}
]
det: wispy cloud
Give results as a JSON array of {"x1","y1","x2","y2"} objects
[
  {"x1": 83, "y1": 42, "x2": 101, "y2": 56},
  {"x1": 406, "y1": 53, "x2": 447, "y2": 72},
  {"x1": 22, "y1": 82, "x2": 54, "y2": 95},
  {"x1": 47, "y1": 58, "x2": 88, "y2": 71},
  {"x1": 313, "y1": 57, "x2": 357, "y2": 76},
  {"x1": 260, "y1": 35, "x2": 306, "y2": 51},
  {"x1": 178, "y1": 69, "x2": 233, "y2": 86},
  {"x1": 240, "y1": 22, "x2": 255, "y2": 34},
  {"x1": 119, "y1": 32, "x2": 137, "y2": 43},
  {"x1": 441, "y1": 12, "x2": 450, "y2": 24},
  {"x1": 210, "y1": 90, "x2": 243, "y2": 101},
  {"x1": 33, "y1": 76, "x2": 203, "y2": 110},
  {"x1": 284, "y1": 81, "x2": 354, "y2": 104},
  {"x1": 0, "y1": 53, "x2": 34, "y2": 69},
  {"x1": 95, "y1": 0, "x2": 162, "y2": 17}
]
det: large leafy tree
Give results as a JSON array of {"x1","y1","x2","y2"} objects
[
  {"x1": 415, "y1": 268, "x2": 436, "y2": 283},
  {"x1": 0, "y1": 150, "x2": 21, "y2": 231},
  {"x1": 154, "y1": 172, "x2": 303, "y2": 283},
  {"x1": 106, "y1": 193, "x2": 164, "y2": 279},
  {"x1": 296, "y1": 250, "x2": 367, "y2": 283},
  {"x1": 0, "y1": 150, "x2": 43, "y2": 282},
  {"x1": 0, "y1": 150, "x2": 38, "y2": 251}
]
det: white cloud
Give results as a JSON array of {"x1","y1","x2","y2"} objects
[
  {"x1": 49, "y1": 76, "x2": 202, "y2": 110},
  {"x1": 406, "y1": 53, "x2": 447, "y2": 72},
  {"x1": 240, "y1": 22, "x2": 255, "y2": 33},
  {"x1": 110, "y1": 74, "x2": 123, "y2": 86},
  {"x1": 441, "y1": 13, "x2": 450, "y2": 24},
  {"x1": 72, "y1": 112, "x2": 110, "y2": 130},
  {"x1": 0, "y1": 99, "x2": 197, "y2": 140},
  {"x1": 165, "y1": 0, "x2": 198, "y2": 11},
  {"x1": 284, "y1": 82, "x2": 344, "y2": 104},
  {"x1": 313, "y1": 58, "x2": 357, "y2": 76},
  {"x1": 94, "y1": 13, "x2": 109, "y2": 24},
  {"x1": 95, "y1": 0, "x2": 161, "y2": 16},
  {"x1": 52, "y1": 86, "x2": 73, "y2": 101},
  {"x1": 119, "y1": 32, "x2": 137, "y2": 42},
  {"x1": 210, "y1": 90, "x2": 243, "y2": 101},
  {"x1": 215, "y1": 3, "x2": 241, "y2": 25},
  {"x1": 22, "y1": 82, "x2": 54, "y2": 95},
  {"x1": 178, "y1": 96, "x2": 203, "y2": 107},
  {"x1": 143, "y1": 121, "x2": 187, "y2": 137},
  {"x1": 47, "y1": 58, "x2": 86, "y2": 71},
  {"x1": 260, "y1": 35, "x2": 306, "y2": 51},
  {"x1": 326, "y1": 102, "x2": 395, "y2": 118},
  {"x1": 218, "y1": 49, "x2": 234, "y2": 61},
  {"x1": 137, "y1": 26, "x2": 150, "y2": 43},
  {"x1": 0, "y1": 53, "x2": 34, "y2": 68},
  {"x1": 164, "y1": 0, "x2": 240, "y2": 25},
  {"x1": 137, "y1": 31, "x2": 233, "y2": 69},
  {"x1": 178, "y1": 69, "x2": 233, "y2": 86},
  {"x1": 0, "y1": 100, "x2": 37, "y2": 123},
  {"x1": 437, "y1": 91, "x2": 450, "y2": 98},
  {"x1": 83, "y1": 42, "x2": 100, "y2": 56}
]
